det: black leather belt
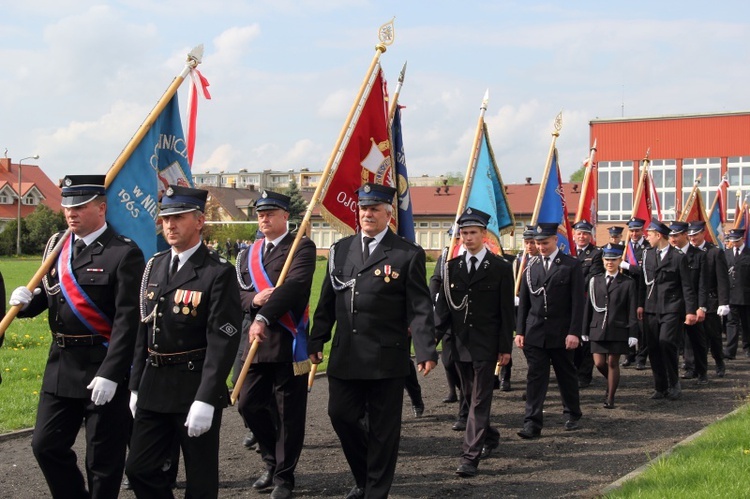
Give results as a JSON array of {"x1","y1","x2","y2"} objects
[
  {"x1": 148, "y1": 348, "x2": 206, "y2": 368},
  {"x1": 54, "y1": 333, "x2": 107, "y2": 348}
]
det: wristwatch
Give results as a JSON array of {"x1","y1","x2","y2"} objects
[
  {"x1": 699, "y1": 307, "x2": 707, "y2": 312},
  {"x1": 254, "y1": 314, "x2": 269, "y2": 325}
]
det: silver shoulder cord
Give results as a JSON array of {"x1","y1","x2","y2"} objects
[
  {"x1": 327, "y1": 243, "x2": 358, "y2": 313},
  {"x1": 140, "y1": 256, "x2": 157, "y2": 323},
  {"x1": 642, "y1": 248, "x2": 655, "y2": 299},
  {"x1": 42, "y1": 232, "x2": 62, "y2": 295},
  {"x1": 235, "y1": 248, "x2": 254, "y2": 291},
  {"x1": 442, "y1": 256, "x2": 469, "y2": 321},
  {"x1": 525, "y1": 256, "x2": 548, "y2": 312},
  {"x1": 588, "y1": 276, "x2": 608, "y2": 329}
]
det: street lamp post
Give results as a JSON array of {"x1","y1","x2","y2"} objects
[{"x1": 17, "y1": 155, "x2": 40, "y2": 256}]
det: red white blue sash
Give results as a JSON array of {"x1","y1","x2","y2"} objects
[
  {"x1": 247, "y1": 239, "x2": 308, "y2": 362},
  {"x1": 57, "y1": 235, "x2": 112, "y2": 341}
]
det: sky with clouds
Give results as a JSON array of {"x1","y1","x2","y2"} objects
[{"x1": 2, "y1": 1, "x2": 750, "y2": 186}]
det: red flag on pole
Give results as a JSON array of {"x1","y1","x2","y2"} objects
[{"x1": 319, "y1": 68, "x2": 393, "y2": 233}]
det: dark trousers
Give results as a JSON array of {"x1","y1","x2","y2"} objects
[
  {"x1": 683, "y1": 323, "x2": 707, "y2": 376},
  {"x1": 442, "y1": 341, "x2": 469, "y2": 422},
  {"x1": 522, "y1": 345, "x2": 581, "y2": 431},
  {"x1": 499, "y1": 357, "x2": 513, "y2": 382},
  {"x1": 703, "y1": 313, "x2": 726, "y2": 369},
  {"x1": 32, "y1": 386, "x2": 130, "y2": 499},
  {"x1": 404, "y1": 357, "x2": 423, "y2": 408},
  {"x1": 644, "y1": 312, "x2": 682, "y2": 393},
  {"x1": 574, "y1": 340, "x2": 594, "y2": 383},
  {"x1": 328, "y1": 376, "x2": 405, "y2": 499},
  {"x1": 724, "y1": 305, "x2": 750, "y2": 358},
  {"x1": 126, "y1": 408, "x2": 223, "y2": 499},
  {"x1": 455, "y1": 360, "x2": 499, "y2": 465},
  {"x1": 634, "y1": 319, "x2": 649, "y2": 364},
  {"x1": 237, "y1": 362, "x2": 308, "y2": 488}
]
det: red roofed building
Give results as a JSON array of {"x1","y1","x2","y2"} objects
[{"x1": 0, "y1": 158, "x2": 62, "y2": 229}]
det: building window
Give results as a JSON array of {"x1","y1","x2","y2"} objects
[
  {"x1": 24, "y1": 195, "x2": 38, "y2": 206},
  {"x1": 442, "y1": 222, "x2": 452, "y2": 228},
  {"x1": 681, "y1": 158, "x2": 721, "y2": 211},
  {"x1": 418, "y1": 222, "x2": 429, "y2": 228},
  {"x1": 597, "y1": 160, "x2": 634, "y2": 221},
  {"x1": 650, "y1": 159, "x2": 677, "y2": 221},
  {"x1": 430, "y1": 222, "x2": 440, "y2": 228},
  {"x1": 727, "y1": 156, "x2": 750, "y2": 220},
  {"x1": 0, "y1": 195, "x2": 8, "y2": 204}
]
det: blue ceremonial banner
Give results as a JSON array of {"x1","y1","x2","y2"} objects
[
  {"x1": 392, "y1": 106, "x2": 415, "y2": 242},
  {"x1": 536, "y1": 148, "x2": 574, "y2": 255},
  {"x1": 465, "y1": 123, "x2": 514, "y2": 242},
  {"x1": 106, "y1": 94, "x2": 193, "y2": 258},
  {"x1": 708, "y1": 203, "x2": 725, "y2": 250}
]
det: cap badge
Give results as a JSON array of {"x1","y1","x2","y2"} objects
[
  {"x1": 165, "y1": 187, "x2": 174, "y2": 197},
  {"x1": 64, "y1": 178, "x2": 72, "y2": 187},
  {"x1": 466, "y1": 208, "x2": 472, "y2": 214},
  {"x1": 262, "y1": 191, "x2": 268, "y2": 198},
  {"x1": 363, "y1": 184, "x2": 371, "y2": 193}
]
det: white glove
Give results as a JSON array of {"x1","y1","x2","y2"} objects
[
  {"x1": 129, "y1": 391, "x2": 138, "y2": 418},
  {"x1": 581, "y1": 335, "x2": 590, "y2": 342},
  {"x1": 717, "y1": 305, "x2": 731, "y2": 317},
  {"x1": 628, "y1": 337, "x2": 638, "y2": 348},
  {"x1": 86, "y1": 376, "x2": 118, "y2": 405},
  {"x1": 9, "y1": 286, "x2": 41, "y2": 310},
  {"x1": 185, "y1": 400, "x2": 214, "y2": 437},
  {"x1": 514, "y1": 296, "x2": 520, "y2": 306},
  {"x1": 619, "y1": 261, "x2": 631, "y2": 270}
]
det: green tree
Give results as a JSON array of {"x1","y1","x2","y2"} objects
[
  {"x1": 26, "y1": 204, "x2": 66, "y2": 253},
  {"x1": 284, "y1": 177, "x2": 307, "y2": 226},
  {"x1": 569, "y1": 166, "x2": 586, "y2": 183}
]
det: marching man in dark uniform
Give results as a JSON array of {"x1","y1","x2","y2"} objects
[
  {"x1": 687, "y1": 221, "x2": 731, "y2": 377},
  {"x1": 572, "y1": 219, "x2": 603, "y2": 389},
  {"x1": 724, "y1": 229, "x2": 750, "y2": 359},
  {"x1": 608, "y1": 226, "x2": 624, "y2": 245},
  {"x1": 582, "y1": 243, "x2": 638, "y2": 409},
  {"x1": 619, "y1": 217, "x2": 651, "y2": 369},
  {"x1": 639, "y1": 219, "x2": 697, "y2": 401},
  {"x1": 125, "y1": 185, "x2": 241, "y2": 499},
  {"x1": 435, "y1": 207, "x2": 514, "y2": 477},
  {"x1": 10, "y1": 175, "x2": 145, "y2": 498},
  {"x1": 515, "y1": 223, "x2": 584, "y2": 439},
  {"x1": 235, "y1": 190, "x2": 317, "y2": 499},
  {"x1": 308, "y1": 183, "x2": 438, "y2": 499}
]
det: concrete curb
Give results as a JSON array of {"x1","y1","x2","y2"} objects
[
  {"x1": 600, "y1": 403, "x2": 747, "y2": 495},
  {"x1": 0, "y1": 427, "x2": 33, "y2": 443}
]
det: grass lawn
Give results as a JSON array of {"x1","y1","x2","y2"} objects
[{"x1": 607, "y1": 402, "x2": 750, "y2": 498}]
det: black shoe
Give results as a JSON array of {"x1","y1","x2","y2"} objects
[
  {"x1": 122, "y1": 477, "x2": 132, "y2": 490},
  {"x1": 578, "y1": 379, "x2": 591, "y2": 389},
  {"x1": 442, "y1": 394, "x2": 458, "y2": 403},
  {"x1": 412, "y1": 405, "x2": 424, "y2": 418},
  {"x1": 500, "y1": 380, "x2": 511, "y2": 392},
  {"x1": 649, "y1": 390, "x2": 666, "y2": 400},
  {"x1": 681, "y1": 370, "x2": 697, "y2": 379},
  {"x1": 452, "y1": 420, "x2": 467, "y2": 431},
  {"x1": 621, "y1": 358, "x2": 633, "y2": 367},
  {"x1": 480, "y1": 441, "x2": 498, "y2": 459},
  {"x1": 517, "y1": 426, "x2": 541, "y2": 439},
  {"x1": 244, "y1": 431, "x2": 258, "y2": 448},
  {"x1": 667, "y1": 383, "x2": 682, "y2": 400},
  {"x1": 564, "y1": 419, "x2": 581, "y2": 431},
  {"x1": 723, "y1": 353, "x2": 735, "y2": 360},
  {"x1": 635, "y1": 363, "x2": 646, "y2": 370},
  {"x1": 252, "y1": 470, "x2": 273, "y2": 490},
  {"x1": 455, "y1": 463, "x2": 478, "y2": 477},
  {"x1": 345, "y1": 485, "x2": 365, "y2": 499},
  {"x1": 745, "y1": 350, "x2": 750, "y2": 358},
  {"x1": 696, "y1": 374, "x2": 708, "y2": 385},
  {"x1": 716, "y1": 366, "x2": 726, "y2": 378},
  {"x1": 603, "y1": 399, "x2": 615, "y2": 409},
  {"x1": 270, "y1": 484, "x2": 293, "y2": 499}
]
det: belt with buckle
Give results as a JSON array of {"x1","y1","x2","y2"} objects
[
  {"x1": 147, "y1": 348, "x2": 206, "y2": 368},
  {"x1": 54, "y1": 333, "x2": 108, "y2": 348}
]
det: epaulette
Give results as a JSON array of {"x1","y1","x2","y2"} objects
[
  {"x1": 398, "y1": 234, "x2": 420, "y2": 247},
  {"x1": 153, "y1": 248, "x2": 171, "y2": 258},
  {"x1": 207, "y1": 249, "x2": 229, "y2": 265},
  {"x1": 116, "y1": 234, "x2": 138, "y2": 246}
]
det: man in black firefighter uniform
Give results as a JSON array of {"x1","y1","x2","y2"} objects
[
  {"x1": 236, "y1": 190, "x2": 317, "y2": 499},
  {"x1": 435, "y1": 207, "x2": 514, "y2": 477},
  {"x1": 308, "y1": 183, "x2": 438, "y2": 499},
  {"x1": 10, "y1": 175, "x2": 144, "y2": 498},
  {"x1": 724, "y1": 229, "x2": 750, "y2": 359},
  {"x1": 126, "y1": 185, "x2": 241, "y2": 498},
  {"x1": 619, "y1": 217, "x2": 651, "y2": 369}
]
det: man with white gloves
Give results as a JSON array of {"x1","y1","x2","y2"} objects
[
  {"x1": 10, "y1": 175, "x2": 144, "y2": 498},
  {"x1": 125, "y1": 186, "x2": 241, "y2": 499}
]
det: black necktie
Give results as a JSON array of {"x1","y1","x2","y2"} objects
[
  {"x1": 73, "y1": 238, "x2": 86, "y2": 259},
  {"x1": 606, "y1": 275, "x2": 613, "y2": 288},
  {"x1": 169, "y1": 255, "x2": 180, "y2": 281},
  {"x1": 656, "y1": 250, "x2": 663, "y2": 264},
  {"x1": 543, "y1": 256, "x2": 550, "y2": 272},
  {"x1": 736, "y1": 248, "x2": 740, "y2": 258},
  {"x1": 264, "y1": 242, "x2": 275, "y2": 260},
  {"x1": 468, "y1": 256, "x2": 478, "y2": 277},
  {"x1": 363, "y1": 236, "x2": 374, "y2": 262}
]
